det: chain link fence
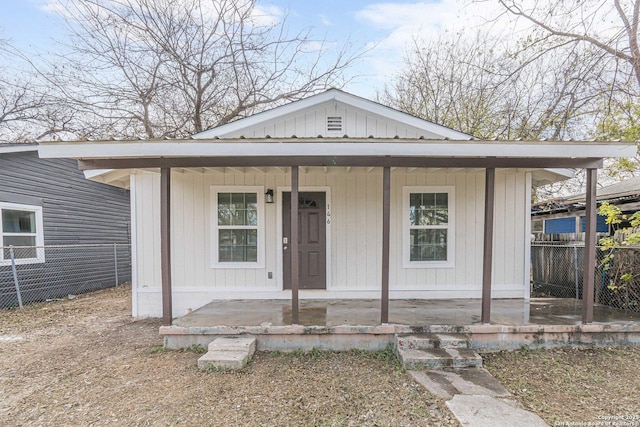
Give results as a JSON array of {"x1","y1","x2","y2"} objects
[
  {"x1": 0, "y1": 244, "x2": 131, "y2": 309},
  {"x1": 531, "y1": 243, "x2": 640, "y2": 311}
]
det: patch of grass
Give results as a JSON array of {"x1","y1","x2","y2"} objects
[
  {"x1": 185, "y1": 344, "x2": 206, "y2": 354},
  {"x1": 484, "y1": 346, "x2": 640, "y2": 425},
  {"x1": 262, "y1": 344, "x2": 404, "y2": 371},
  {"x1": 349, "y1": 344, "x2": 404, "y2": 371},
  {"x1": 147, "y1": 345, "x2": 167, "y2": 355},
  {"x1": 268, "y1": 348, "x2": 324, "y2": 361}
]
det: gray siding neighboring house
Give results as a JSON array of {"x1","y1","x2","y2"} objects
[{"x1": 0, "y1": 144, "x2": 131, "y2": 307}]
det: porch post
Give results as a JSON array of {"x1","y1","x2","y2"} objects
[
  {"x1": 381, "y1": 166, "x2": 391, "y2": 323},
  {"x1": 160, "y1": 167, "x2": 172, "y2": 326},
  {"x1": 582, "y1": 168, "x2": 597, "y2": 323},
  {"x1": 291, "y1": 166, "x2": 299, "y2": 324},
  {"x1": 481, "y1": 168, "x2": 495, "y2": 324}
]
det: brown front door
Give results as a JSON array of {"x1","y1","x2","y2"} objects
[{"x1": 283, "y1": 192, "x2": 326, "y2": 290}]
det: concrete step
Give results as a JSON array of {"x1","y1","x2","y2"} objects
[
  {"x1": 197, "y1": 336, "x2": 256, "y2": 370},
  {"x1": 398, "y1": 347, "x2": 483, "y2": 369},
  {"x1": 396, "y1": 333, "x2": 472, "y2": 350},
  {"x1": 208, "y1": 336, "x2": 256, "y2": 353}
]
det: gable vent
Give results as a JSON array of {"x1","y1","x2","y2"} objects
[{"x1": 327, "y1": 116, "x2": 343, "y2": 132}]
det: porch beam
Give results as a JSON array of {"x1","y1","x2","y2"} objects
[
  {"x1": 78, "y1": 156, "x2": 604, "y2": 170},
  {"x1": 160, "y1": 167, "x2": 172, "y2": 326},
  {"x1": 582, "y1": 168, "x2": 597, "y2": 323},
  {"x1": 291, "y1": 166, "x2": 300, "y2": 325},
  {"x1": 381, "y1": 166, "x2": 391, "y2": 323},
  {"x1": 481, "y1": 168, "x2": 496, "y2": 324}
]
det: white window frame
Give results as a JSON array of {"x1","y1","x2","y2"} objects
[
  {"x1": 210, "y1": 186, "x2": 265, "y2": 269},
  {"x1": 402, "y1": 186, "x2": 455, "y2": 269},
  {"x1": 0, "y1": 202, "x2": 45, "y2": 266}
]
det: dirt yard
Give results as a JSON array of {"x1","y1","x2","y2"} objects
[
  {"x1": 0, "y1": 285, "x2": 457, "y2": 426},
  {"x1": 484, "y1": 346, "x2": 640, "y2": 425}
]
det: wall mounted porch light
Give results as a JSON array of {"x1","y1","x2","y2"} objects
[{"x1": 265, "y1": 189, "x2": 274, "y2": 204}]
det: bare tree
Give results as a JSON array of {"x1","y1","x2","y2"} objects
[
  {"x1": 0, "y1": 37, "x2": 65, "y2": 142},
  {"x1": 379, "y1": 31, "x2": 604, "y2": 140},
  {"x1": 42, "y1": 0, "x2": 360, "y2": 139},
  {"x1": 496, "y1": 0, "x2": 640, "y2": 95}
]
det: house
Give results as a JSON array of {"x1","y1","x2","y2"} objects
[
  {"x1": 0, "y1": 143, "x2": 131, "y2": 307},
  {"x1": 532, "y1": 176, "x2": 640, "y2": 241},
  {"x1": 37, "y1": 89, "x2": 636, "y2": 325}
]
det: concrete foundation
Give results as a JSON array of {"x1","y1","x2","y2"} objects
[{"x1": 160, "y1": 298, "x2": 640, "y2": 351}]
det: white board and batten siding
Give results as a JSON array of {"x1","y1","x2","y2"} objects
[
  {"x1": 132, "y1": 168, "x2": 531, "y2": 317},
  {"x1": 238, "y1": 104, "x2": 426, "y2": 138},
  {"x1": 194, "y1": 92, "x2": 470, "y2": 139}
]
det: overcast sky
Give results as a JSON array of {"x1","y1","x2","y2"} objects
[{"x1": 1, "y1": 0, "x2": 513, "y2": 97}]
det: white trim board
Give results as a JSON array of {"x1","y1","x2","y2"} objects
[
  {"x1": 0, "y1": 144, "x2": 38, "y2": 155},
  {"x1": 524, "y1": 172, "x2": 532, "y2": 300},
  {"x1": 38, "y1": 140, "x2": 637, "y2": 160},
  {"x1": 130, "y1": 174, "x2": 139, "y2": 317}
]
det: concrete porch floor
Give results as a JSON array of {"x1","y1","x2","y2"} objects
[
  {"x1": 161, "y1": 298, "x2": 640, "y2": 351},
  {"x1": 173, "y1": 298, "x2": 639, "y2": 328}
]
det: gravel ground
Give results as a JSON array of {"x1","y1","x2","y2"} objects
[
  {"x1": 484, "y1": 346, "x2": 640, "y2": 425},
  {"x1": 0, "y1": 285, "x2": 457, "y2": 426}
]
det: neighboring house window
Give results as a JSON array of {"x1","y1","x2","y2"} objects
[
  {"x1": 532, "y1": 220, "x2": 544, "y2": 233},
  {"x1": 0, "y1": 202, "x2": 45, "y2": 265},
  {"x1": 402, "y1": 186, "x2": 455, "y2": 268},
  {"x1": 211, "y1": 187, "x2": 265, "y2": 268}
]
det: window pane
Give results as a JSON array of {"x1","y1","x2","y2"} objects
[
  {"x1": 219, "y1": 229, "x2": 232, "y2": 244},
  {"x1": 231, "y1": 209, "x2": 246, "y2": 225},
  {"x1": 410, "y1": 229, "x2": 447, "y2": 261},
  {"x1": 532, "y1": 220, "x2": 543, "y2": 233},
  {"x1": 2, "y1": 235, "x2": 37, "y2": 259},
  {"x1": 219, "y1": 246, "x2": 232, "y2": 262},
  {"x1": 422, "y1": 193, "x2": 435, "y2": 209},
  {"x1": 245, "y1": 193, "x2": 257, "y2": 205},
  {"x1": 410, "y1": 193, "x2": 448, "y2": 226},
  {"x1": 435, "y1": 209, "x2": 448, "y2": 225},
  {"x1": 246, "y1": 229, "x2": 257, "y2": 245},
  {"x1": 232, "y1": 229, "x2": 247, "y2": 244},
  {"x1": 2, "y1": 209, "x2": 36, "y2": 233},
  {"x1": 232, "y1": 193, "x2": 246, "y2": 210},
  {"x1": 245, "y1": 193, "x2": 258, "y2": 226},
  {"x1": 245, "y1": 208, "x2": 257, "y2": 226},
  {"x1": 218, "y1": 193, "x2": 259, "y2": 226},
  {"x1": 218, "y1": 229, "x2": 258, "y2": 262},
  {"x1": 245, "y1": 246, "x2": 257, "y2": 262},
  {"x1": 436, "y1": 193, "x2": 448, "y2": 207},
  {"x1": 218, "y1": 193, "x2": 231, "y2": 207},
  {"x1": 218, "y1": 193, "x2": 232, "y2": 225},
  {"x1": 232, "y1": 246, "x2": 245, "y2": 262}
]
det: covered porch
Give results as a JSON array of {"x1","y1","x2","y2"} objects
[
  {"x1": 160, "y1": 297, "x2": 640, "y2": 351},
  {"x1": 171, "y1": 297, "x2": 640, "y2": 328},
  {"x1": 37, "y1": 138, "x2": 637, "y2": 329}
]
